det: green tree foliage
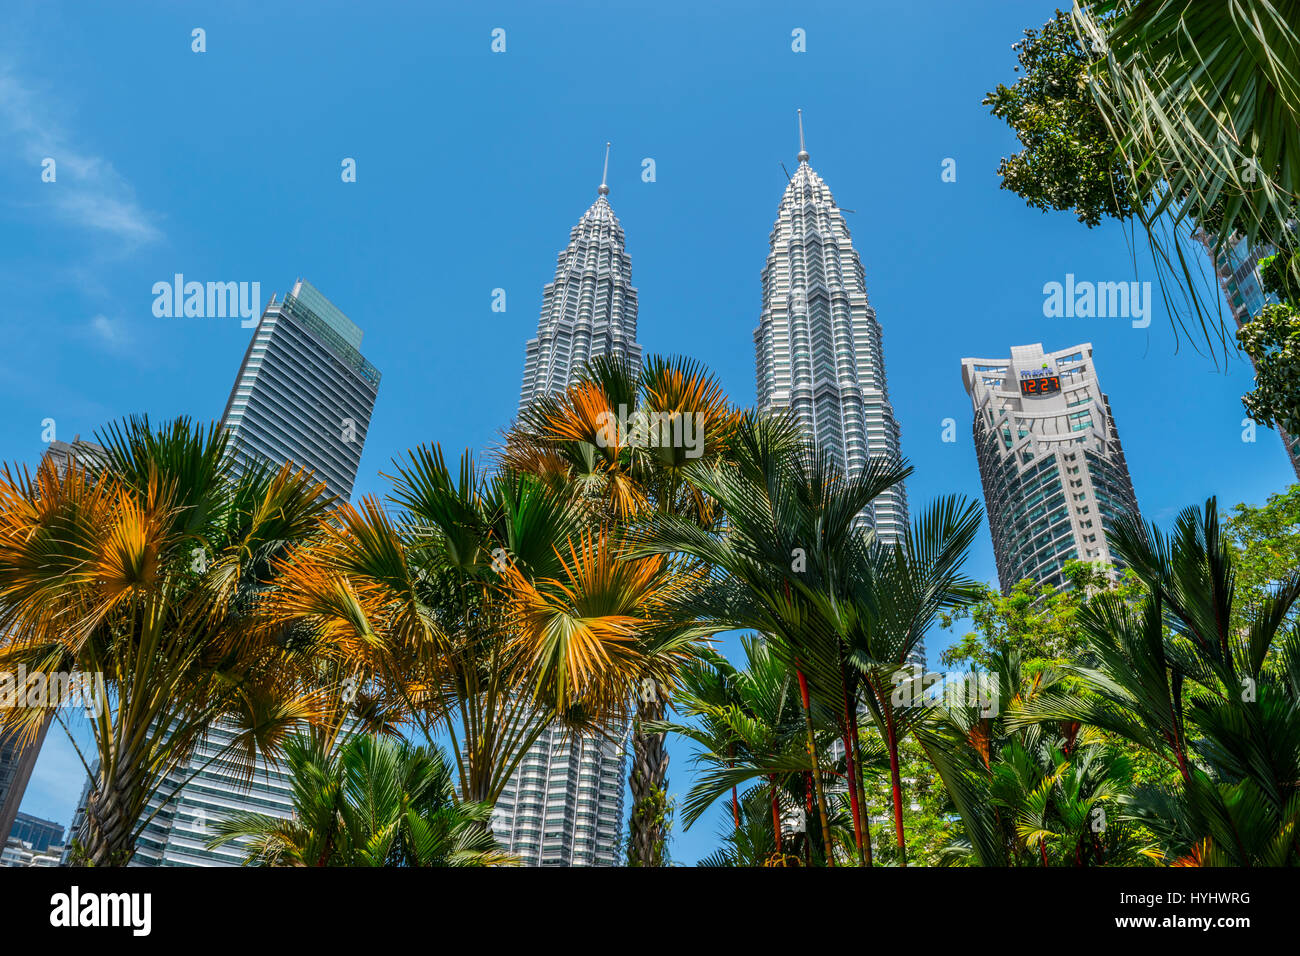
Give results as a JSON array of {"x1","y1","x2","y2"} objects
[
  {"x1": 858, "y1": 736, "x2": 957, "y2": 867},
  {"x1": 983, "y1": 10, "x2": 1135, "y2": 228},
  {"x1": 1226, "y1": 483, "x2": 1300, "y2": 626},
  {"x1": 208, "y1": 733, "x2": 515, "y2": 867},
  {"x1": 987, "y1": 3, "x2": 1300, "y2": 352},
  {"x1": 940, "y1": 561, "x2": 1141, "y2": 672},
  {"x1": 1240, "y1": 251, "x2": 1300, "y2": 436},
  {"x1": 1016, "y1": 501, "x2": 1300, "y2": 865}
]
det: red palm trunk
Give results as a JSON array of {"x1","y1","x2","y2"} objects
[
  {"x1": 849, "y1": 705, "x2": 873, "y2": 866},
  {"x1": 730, "y1": 745, "x2": 740, "y2": 829},
  {"x1": 838, "y1": 663, "x2": 866, "y2": 865},
  {"x1": 796, "y1": 667, "x2": 834, "y2": 866},
  {"x1": 884, "y1": 706, "x2": 907, "y2": 865},
  {"x1": 770, "y1": 775, "x2": 782, "y2": 853}
]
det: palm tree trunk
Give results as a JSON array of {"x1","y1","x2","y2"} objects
[
  {"x1": 883, "y1": 706, "x2": 907, "y2": 866},
  {"x1": 803, "y1": 777, "x2": 813, "y2": 866},
  {"x1": 80, "y1": 765, "x2": 144, "y2": 867},
  {"x1": 730, "y1": 744, "x2": 740, "y2": 829},
  {"x1": 770, "y1": 776, "x2": 782, "y2": 853},
  {"x1": 849, "y1": 706, "x2": 873, "y2": 866},
  {"x1": 628, "y1": 689, "x2": 670, "y2": 866},
  {"x1": 842, "y1": 726, "x2": 867, "y2": 866},
  {"x1": 795, "y1": 667, "x2": 834, "y2": 866},
  {"x1": 838, "y1": 661, "x2": 866, "y2": 865}
]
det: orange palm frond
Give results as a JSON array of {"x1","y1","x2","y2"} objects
[
  {"x1": 499, "y1": 532, "x2": 682, "y2": 716},
  {"x1": 967, "y1": 721, "x2": 992, "y2": 770},
  {"x1": 1170, "y1": 840, "x2": 1207, "y2": 867}
]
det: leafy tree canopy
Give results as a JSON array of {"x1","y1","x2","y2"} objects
[
  {"x1": 983, "y1": 10, "x2": 1134, "y2": 228},
  {"x1": 939, "y1": 561, "x2": 1142, "y2": 672}
]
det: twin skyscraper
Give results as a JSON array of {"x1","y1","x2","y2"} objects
[{"x1": 496, "y1": 114, "x2": 912, "y2": 865}]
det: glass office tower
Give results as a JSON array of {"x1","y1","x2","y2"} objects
[
  {"x1": 1205, "y1": 235, "x2": 1300, "y2": 479},
  {"x1": 961, "y1": 343, "x2": 1141, "y2": 592},
  {"x1": 221, "y1": 279, "x2": 381, "y2": 499},
  {"x1": 68, "y1": 280, "x2": 382, "y2": 866}
]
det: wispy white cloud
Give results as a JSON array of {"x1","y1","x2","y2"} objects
[
  {"x1": 0, "y1": 70, "x2": 162, "y2": 245},
  {"x1": 87, "y1": 313, "x2": 131, "y2": 352}
]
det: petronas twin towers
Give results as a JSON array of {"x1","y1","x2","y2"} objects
[
  {"x1": 504, "y1": 116, "x2": 908, "y2": 865},
  {"x1": 754, "y1": 113, "x2": 908, "y2": 540},
  {"x1": 518, "y1": 145, "x2": 643, "y2": 414}
]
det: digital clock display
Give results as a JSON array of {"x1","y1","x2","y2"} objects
[{"x1": 1020, "y1": 376, "x2": 1061, "y2": 396}]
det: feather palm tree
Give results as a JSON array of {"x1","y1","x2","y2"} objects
[
  {"x1": 1010, "y1": 498, "x2": 1300, "y2": 865},
  {"x1": 634, "y1": 412, "x2": 982, "y2": 865},
  {"x1": 208, "y1": 732, "x2": 516, "y2": 866},
  {"x1": 647, "y1": 637, "x2": 839, "y2": 862}
]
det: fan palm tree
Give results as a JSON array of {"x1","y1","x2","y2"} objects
[
  {"x1": 261, "y1": 443, "x2": 692, "y2": 817},
  {"x1": 504, "y1": 354, "x2": 739, "y2": 866},
  {"x1": 208, "y1": 732, "x2": 515, "y2": 866},
  {"x1": 0, "y1": 416, "x2": 336, "y2": 865},
  {"x1": 1073, "y1": 1, "x2": 1300, "y2": 345}
]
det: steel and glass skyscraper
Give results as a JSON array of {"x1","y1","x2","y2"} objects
[
  {"x1": 518, "y1": 145, "x2": 642, "y2": 414},
  {"x1": 489, "y1": 725, "x2": 625, "y2": 867},
  {"x1": 73, "y1": 280, "x2": 382, "y2": 866},
  {"x1": 961, "y1": 342, "x2": 1141, "y2": 592},
  {"x1": 221, "y1": 279, "x2": 381, "y2": 499},
  {"x1": 498, "y1": 150, "x2": 631, "y2": 866},
  {"x1": 753, "y1": 113, "x2": 908, "y2": 542}
]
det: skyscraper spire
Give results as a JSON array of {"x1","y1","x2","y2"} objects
[
  {"x1": 754, "y1": 118, "x2": 909, "y2": 545},
  {"x1": 518, "y1": 158, "x2": 642, "y2": 415}
]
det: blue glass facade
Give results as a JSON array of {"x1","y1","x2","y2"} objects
[{"x1": 220, "y1": 279, "x2": 381, "y2": 500}]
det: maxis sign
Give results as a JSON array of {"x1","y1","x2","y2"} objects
[{"x1": 1019, "y1": 366, "x2": 1062, "y2": 396}]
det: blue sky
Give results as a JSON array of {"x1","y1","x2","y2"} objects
[{"x1": 1, "y1": 0, "x2": 1292, "y2": 864}]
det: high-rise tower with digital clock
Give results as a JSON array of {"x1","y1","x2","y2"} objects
[{"x1": 961, "y1": 342, "x2": 1141, "y2": 592}]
